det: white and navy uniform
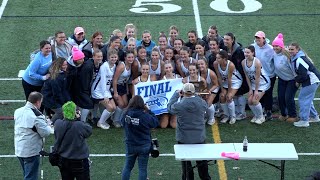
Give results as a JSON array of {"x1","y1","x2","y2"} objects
[
  {"x1": 149, "y1": 60, "x2": 161, "y2": 80},
  {"x1": 91, "y1": 62, "x2": 116, "y2": 100},
  {"x1": 117, "y1": 62, "x2": 131, "y2": 85},
  {"x1": 201, "y1": 69, "x2": 219, "y2": 94},
  {"x1": 116, "y1": 62, "x2": 131, "y2": 96},
  {"x1": 244, "y1": 57, "x2": 270, "y2": 91},
  {"x1": 187, "y1": 75, "x2": 201, "y2": 83},
  {"x1": 137, "y1": 75, "x2": 151, "y2": 83},
  {"x1": 180, "y1": 57, "x2": 195, "y2": 76},
  {"x1": 163, "y1": 74, "x2": 179, "y2": 80},
  {"x1": 218, "y1": 60, "x2": 242, "y2": 89}
]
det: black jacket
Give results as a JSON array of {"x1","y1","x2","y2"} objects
[
  {"x1": 42, "y1": 72, "x2": 71, "y2": 109},
  {"x1": 68, "y1": 59, "x2": 95, "y2": 109}
]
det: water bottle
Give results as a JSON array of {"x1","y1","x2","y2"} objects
[{"x1": 243, "y1": 136, "x2": 248, "y2": 152}]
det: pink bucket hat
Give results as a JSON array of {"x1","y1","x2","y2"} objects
[
  {"x1": 74, "y1": 27, "x2": 85, "y2": 35},
  {"x1": 272, "y1": 33, "x2": 284, "y2": 48},
  {"x1": 255, "y1": 31, "x2": 266, "y2": 39},
  {"x1": 72, "y1": 47, "x2": 85, "y2": 61}
]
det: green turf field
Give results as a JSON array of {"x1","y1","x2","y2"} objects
[{"x1": 1, "y1": 0, "x2": 320, "y2": 179}]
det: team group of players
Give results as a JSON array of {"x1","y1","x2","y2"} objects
[{"x1": 21, "y1": 24, "x2": 320, "y2": 129}]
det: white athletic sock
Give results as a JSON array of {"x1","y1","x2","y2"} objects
[
  {"x1": 98, "y1": 109, "x2": 111, "y2": 124},
  {"x1": 80, "y1": 108, "x2": 90, "y2": 122},
  {"x1": 207, "y1": 104, "x2": 216, "y2": 120},
  {"x1": 227, "y1": 101, "x2": 236, "y2": 118},
  {"x1": 220, "y1": 103, "x2": 229, "y2": 117},
  {"x1": 238, "y1": 95, "x2": 247, "y2": 116},
  {"x1": 255, "y1": 103, "x2": 263, "y2": 118}
]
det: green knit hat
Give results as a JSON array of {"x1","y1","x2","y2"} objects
[{"x1": 62, "y1": 101, "x2": 76, "y2": 120}]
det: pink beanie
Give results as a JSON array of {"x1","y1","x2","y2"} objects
[
  {"x1": 272, "y1": 33, "x2": 284, "y2": 48},
  {"x1": 72, "y1": 47, "x2": 85, "y2": 61}
]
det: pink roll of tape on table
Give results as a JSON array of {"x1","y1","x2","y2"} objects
[{"x1": 221, "y1": 152, "x2": 240, "y2": 160}]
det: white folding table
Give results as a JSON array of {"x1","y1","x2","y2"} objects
[{"x1": 174, "y1": 143, "x2": 298, "y2": 180}]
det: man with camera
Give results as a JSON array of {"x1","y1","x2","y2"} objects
[
  {"x1": 14, "y1": 92, "x2": 52, "y2": 180},
  {"x1": 121, "y1": 95, "x2": 159, "y2": 180},
  {"x1": 167, "y1": 83, "x2": 211, "y2": 180}
]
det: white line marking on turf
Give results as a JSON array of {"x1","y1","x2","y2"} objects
[
  {"x1": 0, "y1": 154, "x2": 176, "y2": 158},
  {"x1": 0, "y1": 78, "x2": 22, "y2": 80},
  {"x1": 0, "y1": 0, "x2": 9, "y2": 19},
  {"x1": 1, "y1": 153, "x2": 320, "y2": 158},
  {"x1": 0, "y1": 100, "x2": 25, "y2": 103},
  {"x1": 192, "y1": 0, "x2": 203, "y2": 38},
  {"x1": 1, "y1": 98, "x2": 320, "y2": 103}
]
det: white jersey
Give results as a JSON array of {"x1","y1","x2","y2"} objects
[
  {"x1": 218, "y1": 60, "x2": 242, "y2": 89},
  {"x1": 187, "y1": 75, "x2": 201, "y2": 83},
  {"x1": 117, "y1": 61, "x2": 131, "y2": 84},
  {"x1": 244, "y1": 57, "x2": 270, "y2": 91},
  {"x1": 149, "y1": 60, "x2": 161, "y2": 79},
  {"x1": 200, "y1": 69, "x2": 219, "y2": 93},
  {"x1": 163, "y1": 74, "x2": 178, "y2": 80},
  {"x1": 91, "y1": 62, "x2": 116, "y2": 99},
  {"x1": 137, "y1": 75, "x2": 151, "y2": 83},
  {"x1": 181, "y1": 57, "x2": 195, "y2": 76}
]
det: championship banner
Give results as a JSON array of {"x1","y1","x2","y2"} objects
[{"x1": 134, "y1": 78, "x2": 183, "y2": 115}]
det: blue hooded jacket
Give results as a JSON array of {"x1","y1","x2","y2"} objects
[{"x1": 122, "y1": 108, "x2": 159, "y2": 146}]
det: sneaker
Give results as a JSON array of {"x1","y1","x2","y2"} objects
[
  {"x1": 220, "y1": 117, "x2": 229, "y2": 123},
  {"x1": 236, "y1": 113, "x2": 247, "y2": 120},
  {"x1": 207, "y1": 118, "x2": 216, "y2": 125},
  {"x1": 294, "y1": 120, "x2": 309, "y2": 127},
  {"x1": 229, "y1": 118, "x2": 236, "y2": 124},
  {"x1": 265, "y1": 111, "x2": 273, "y2": 121},
  {"x1": 113, "y1": 121, "x2": 122, "y2": 128},
  {"x1": 255, "y1": 116, "x2": 265, "y2": 125},
  {"x1": 309, "y1": 116, "x2": 320, "y2": 123},
  {"x1": 250, "y1": 117, "x2": 257, "y2": 123},
  {"x1": 97, "y1": 122, "x2": 110, "y2": 130},
  {"x1": 278, "y1": 115, "x2": 288, "y2": 121}
]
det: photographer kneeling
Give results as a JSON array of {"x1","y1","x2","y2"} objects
[
  {"x1": 167, "y1": 83, "x2": 211, "y2": 180},
  {"x1": 54, "y1": 101, "x2": 92, "y2": 180},
  {"x1": 121, "y1": 95, "x2": 159, "y2": 180}
]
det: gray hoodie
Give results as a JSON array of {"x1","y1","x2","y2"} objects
[{"x1": 167, "y1": 92, "x2": 208, "y2": 143}]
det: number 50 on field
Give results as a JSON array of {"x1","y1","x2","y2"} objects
[{"x1": 130, "y1": 0, "x2": 262, "y2": 14}]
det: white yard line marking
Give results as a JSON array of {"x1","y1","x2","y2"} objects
[
  {"x1": 0, "y1": 0, "x2": 9, "y2": 19},
  {"x1": 0, "y1": 154, "x2": 176, "y2": 158},
  {"x1": 192, "y1": 0, "x2": 203, "y2": 38},
  {"x1": 0, "y1": 100, "x2": 25, "y2": 103},
  {"x1": 0, "y1": 78, "x2": 22, "y2": 80},
  {"x1": 1, "y1": 98, "x2": 320, "y2": 103},
  {"x1": 0, "y1": 153, "x2": 319, "y2": 158}
]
